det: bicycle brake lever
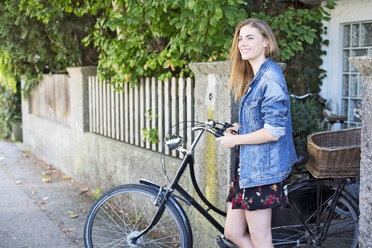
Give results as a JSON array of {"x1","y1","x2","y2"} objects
[
  {"x1": 224, "y1": 122, "x2": 234, "y2": 128},
  {"x1": 222, "y1": 122, "x2": 237, "y2": 135},
  {"x1": 212, "y1": 130, "x2": 224, "y2": 137},
  {"x1": 215, "y1": 133, "x2": 224, "y2": 137}
]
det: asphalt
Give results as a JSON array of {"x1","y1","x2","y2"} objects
[{"x1": 0, "y1": 140, "x2": 95, "y2": 248}]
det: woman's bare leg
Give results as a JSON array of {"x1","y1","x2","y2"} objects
[
  {"x1": 245, "y1": 208, "x2": 274, "y2": 248},
  {"x1": 224, "y1": 203, "x2": 255, "y2": 248}
]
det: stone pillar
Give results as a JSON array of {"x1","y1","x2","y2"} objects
[
  {"x1": 66, "y1": 66, "x2": 97, "y2": 133},
  {"x1": 189, "y1": 61, "x2": 236, "y2": 247},
  {"x1": 188, "y1": 61, "x2": 286, "y2": 247},
  {"x1": 349, "y1": 56, "x2": 372, "y2": 248}
]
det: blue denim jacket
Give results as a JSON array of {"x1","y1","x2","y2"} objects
[{"x1": 238, "y1": 58, "x2": 298, "y2": 188}]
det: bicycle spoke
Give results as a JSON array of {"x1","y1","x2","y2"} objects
[
  {"x1": 89, "y1": 232, "x2": 125, "y2": 247},
  {"x1": 146, "y1": 232, "x2": 181, "y2": 241},
  {"x1": 324, "y1": 236, "x2": 355, "y2": 248},
  {"x1": 273, "y1": 182, "x2": 358, "y2": 248},
  {"x1": 272, "y1": 224, "x2": 306, "y2": 243},
  {"x1": 100, "y1": 235, "x2": 127, "y2": 248},
  {"x1": 132, "y1": 202, "x2": 152, "y2": 231},
  {"x1": 85, "y1": 185, "x2": 188, "y2": 248},
  {"x1": 91, "y1": 224, "x2": 124, "y2": 236},
  {"x1": 112, "y1": 195, "x2": 135, "y2": 232},
  {"x1": 143, "y1": 236, "x2": 180, "y2": 248},
  {"x1": 104, "y1": 200, "x2": 132, "y2": 233},
  {"x1": 96, "y1": 210, "x2": 125, "y2": 235}
]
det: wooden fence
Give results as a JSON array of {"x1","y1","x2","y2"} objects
[
  {"x1": 88, "y1": 76, "x2": 195, "y2": 157},
  {"x1": 29, "y1": 74, "x2": 70, "y2": 126}
]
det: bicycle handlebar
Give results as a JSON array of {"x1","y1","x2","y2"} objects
[
  {"x1": 290, "y1": 93, "x2": 327, "y2": 106},
  {"x1": 165, "y1": 119, "x2": 234, "y2": 152},
  {"x1": 290, "y1": 93, "x2": 314, "y2": 99},
  {"x1": 192, "y1": 119, "x2": 234, "y2": 137}
]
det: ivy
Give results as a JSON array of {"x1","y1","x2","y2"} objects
[
  {"x1": 68, "y1": 0, "x2": 248, "y2": 86},
  {"x1": 1, "y1": 0, "x2": 336, "y2": 92},
  {"x1": 0, "y1": 51, "x2": 18, "y2": 93},
  {"x1": 0, "y1": 51, "x2": 22, "y2": 139},
  {"x1": 66, "y1": 0, "x2": 336, "y2": 90},
  {"x1": 290, "y1": 97, "x2": 323, "y2": 176},
  {"x1": 249, "y1": 2, "x2": 336, "y2": 62},
  {"x1": 142, "y1": 108, "x2": 159, "y2": 144},
  {"x1": 1, "y1": 0, "x2": 337, "y2": 152},
  {"x1": 0, "y1": 0, "x2": 98, "y2": 96}
]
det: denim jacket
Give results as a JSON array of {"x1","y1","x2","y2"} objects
[{"x1": 238, "y1": 58, "x2": 298, "y2": 188}]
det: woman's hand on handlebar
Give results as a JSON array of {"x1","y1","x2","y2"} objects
[
  {"x1": 226, "y1": 122, "x2": 239, "y2": 135},
  {"x1": 216, "y1": 132, "x2": 238, "y2": 149}
]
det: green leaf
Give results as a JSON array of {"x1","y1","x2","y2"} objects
[
  {"x1": 208, "y1": 26, "x2": 217, "y2": 36},
  {"x1": 304, "y1": 34, "x2": 314, "y2": 44}
]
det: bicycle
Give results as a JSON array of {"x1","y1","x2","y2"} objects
[{"x1": 84, "y1": 119, "x2": 359, "y2": 248}]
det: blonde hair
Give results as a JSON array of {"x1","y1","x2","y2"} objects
[{"x1": 228, "y1": 18, "x2": 278, "y2": 101}]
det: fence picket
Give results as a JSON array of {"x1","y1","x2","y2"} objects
[
  {"x1": 115, "y1": 83, "x2": 120, "y2": 140},
  {"x1": 87, "y1": 75, "x2": 194, "y2": 158},
  {"x1": 88, "y1": 77, "x2": 92, "y2": 132},
  {"x1": 164, "y1": 78, "x2": 171, "y2": 156},
  {"x1": 158, "y1": 79, "x2": 164, "y2": 153},
  {"x1": 151, "y1": 77, "x2": 157, "y2": 151},
  {"x1": 171, "y1": 77, "x2": 178, "y2": 157},
  {"x1": 134, "y1": 81, "x2": 140, "y2": 146},
  {"x1": 93, "y1": 77, "x2": 97, "y2": 133},
  {"x1": 145, "y1": 78, "x2": 151, "y2": 149},
  {"x1": 119, "y1": 84, "x2": 124, "y2": 141},
  {"x1": 110, "y1": 84, "x2": 115, "y2": 138},
  {"x1": 98, "y1": 78, "x2": 102, "y2": 135},
  {"x1": 178, "y1": 78, "x2": 186, "y2": 159},
  {"x1": 129, "y1": 84, "x2": 134, "y2": 144},
  {"x1": 186, "y1": 78, "x2": 194, "y2": 148},
  {"x1": 124, "y1": 82, "x2": 129, "y2": 143},
  {"x1": 102, "y1": 80, "x2": 107, "y2": 136},
  {"x1": 139, "y1": 78, "x2": 145, "y2": 147}
]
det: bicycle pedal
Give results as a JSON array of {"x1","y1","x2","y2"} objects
[{"x1": 215, "y1": 235, "x2": 238, "y2": 248}]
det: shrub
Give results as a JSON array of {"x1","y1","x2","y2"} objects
[
  {"x1": 0, "y1": 85, "x2": 22, "y2": 139},
  {"x1": 290, "y1": 97, "x2": 324, "y2": 175}
]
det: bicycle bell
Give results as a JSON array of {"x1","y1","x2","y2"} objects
[{"x1": 165, "y1": 135, "x2": 183, "y2": 150}]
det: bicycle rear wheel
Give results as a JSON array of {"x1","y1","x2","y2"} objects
[
  {"x1": 84, "y1": 184, "x2": 191, "y2": 248},
  {"x1": 272, "y1": 182, "x2": 359, "y2": 248}
]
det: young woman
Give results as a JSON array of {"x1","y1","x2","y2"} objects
[{"x1": 216, "y1": 18, "x2": 298, "y2": 248}]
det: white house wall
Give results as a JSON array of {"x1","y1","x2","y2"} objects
[{"x1": 320, "y1": 0, "x2": 372, "y2": 124}]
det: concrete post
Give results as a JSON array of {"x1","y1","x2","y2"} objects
[
  {"x1": 349, "y1": 56, "x2": 372, "y2": 248},
  {"x1": 189, "y1": 61, "x2": 236, "y2": 246},
  {"x1": 66, "y1": 66, "x2": 97, "y2": 133}
]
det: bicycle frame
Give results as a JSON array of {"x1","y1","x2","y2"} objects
[
  {"x1": 130, "y1": 127, "x2": 227, "y2": 244},
  {"x1": 129, "y1": 121, "x2": 355, "y2": 247}
]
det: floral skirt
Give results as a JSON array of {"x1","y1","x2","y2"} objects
[{"x1": 226, "y1": 173, "x2": 287, "y2": 211}]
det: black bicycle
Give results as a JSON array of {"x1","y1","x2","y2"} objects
[{"x1": 84, "y1": 119, "x2": 359, "y2": 248}]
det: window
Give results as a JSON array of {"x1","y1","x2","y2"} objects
[{"x1": 342, "y1": 21, "x2": 372, "y2": 128}]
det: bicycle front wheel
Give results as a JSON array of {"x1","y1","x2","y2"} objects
[
  {"x1": 272, "y1": 182, "x2": 359, "y2": 248},
  {"x1": 84, "y1": 184, "x2": 191, "y2": 248}
]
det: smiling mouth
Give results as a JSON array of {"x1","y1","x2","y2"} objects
[{"x1": 240, "y1": 49, "x2": 251, "y2": 54}]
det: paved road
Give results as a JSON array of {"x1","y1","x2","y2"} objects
[{"x1": 0, "y1": 141, "x2": 94, "y2": 248}]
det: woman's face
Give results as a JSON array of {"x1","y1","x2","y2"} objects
[{"x1": 238, "y1": 25, "x2": 268, "y2": 62}]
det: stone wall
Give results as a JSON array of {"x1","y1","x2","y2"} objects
[
  {"x1": 22, "y1": 65, "x2": 235, "y2": 247},
  {"x1": 22, "y1": 61, "x2": 294, "y2": 247},
  {"x1": 349, "y1": 56, "x2": 372, "y2": 247},
  {"x1": 21, "y1": 67, "x2": 182, "y2": 192}
]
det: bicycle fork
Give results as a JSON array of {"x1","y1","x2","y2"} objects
[{"x1": 129, "y1": 186, "x2": 173, "y2": 246}]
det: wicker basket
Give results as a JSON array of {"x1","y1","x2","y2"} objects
[{"x1": 306, "y1": 128, "x2": 361, "y2": 178}]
